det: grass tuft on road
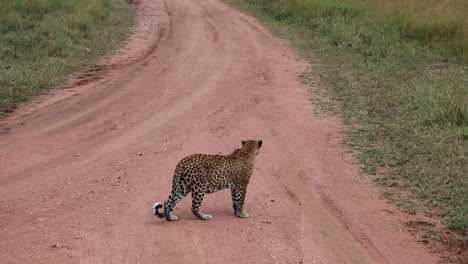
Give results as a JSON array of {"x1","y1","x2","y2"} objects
[
  {"x1": 226, "y1": 0, "x2": 467, "y2": 253},
  {"x1": 0, "y1": 0, "x2": 134, "y2": 111}
]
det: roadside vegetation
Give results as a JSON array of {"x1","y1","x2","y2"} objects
[
  {"x1": 226, "y1": 0, "x2": 467, "y2": 260},
  {"x1": 0, "y1": 0, "x2": 134, "y2": 112}
]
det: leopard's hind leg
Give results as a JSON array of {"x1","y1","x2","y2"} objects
[
  {"x1": 162, "y1": 173, "x2": 191, "y2": 221},
  {"x1": 190, "y1": 167, "x2": 212, "y2": 220},
  {"x1": 191, "y1": 185, "x2": 212, "y2": 220}
]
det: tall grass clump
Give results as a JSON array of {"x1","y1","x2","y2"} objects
[
  {"x1": 249, "y1": 0, "x2": 468, "y2": 61},
  {"x1": 361, "y1": 0, "x2": 468, "y2": 61},
  {"x1": 0, "y1": 0, "x2": 134, "y2": 111},
  {"x1": 229, "y1": 0, "x2": 468, "y2": 238}
]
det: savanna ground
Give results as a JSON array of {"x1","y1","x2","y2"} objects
[
  {"x1": 226, "y1": 0, "x2": 467, "y2": 261},
  {"x1": 0, "y1": 0, "x2": 466, "y2": 262}
]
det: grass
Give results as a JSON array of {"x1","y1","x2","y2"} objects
[
  {"x1": 0, "y1": 0, "x2": 134, "y2": 111},
  {"x1": 361, "y1": 0, "x2": 468, "y2": 61},
  {"x1": 226, "y1": 0, "x2": 468, "y2": 244}
]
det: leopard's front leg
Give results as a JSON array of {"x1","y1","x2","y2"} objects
[{"x1": 231, "y1": 184, "x2": 249, "y2": 218}]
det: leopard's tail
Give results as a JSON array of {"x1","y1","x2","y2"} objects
[{"x1": 152, "y1": 202, "x2": 166, "y2": 218}]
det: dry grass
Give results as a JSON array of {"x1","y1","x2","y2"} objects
[{"x1": 357, "y1": 0, "x2": 468, "y2": 60}]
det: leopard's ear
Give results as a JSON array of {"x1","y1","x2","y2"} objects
[
  {"x1": 257, "y1": 140, "x2": 263, "y2": 148},
  {"x1": 241, "y1": 140, "x2": 246, "y2": 146}
]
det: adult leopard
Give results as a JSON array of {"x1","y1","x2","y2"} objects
[{"x1": 152, "y1": 139, "x2": 262, "y2": 221}]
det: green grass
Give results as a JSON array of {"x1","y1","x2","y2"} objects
[
  {"x1": 0, "y1": 0, "x2": 134, "y2": 111},
  {"x1": 226, "y1": 0, "x2": 468, "y2": 236},
  {"x1": 357, "y1": 0, "x2": 468, "y2": 61}
]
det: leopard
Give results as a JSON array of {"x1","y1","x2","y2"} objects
[{"x1": 152, "y1": 139, "x2": 262, "y2": 221}]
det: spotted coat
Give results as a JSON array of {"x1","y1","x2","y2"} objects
[{"x1": 152, "y1": 139, "x2": 262, "y2": 221}]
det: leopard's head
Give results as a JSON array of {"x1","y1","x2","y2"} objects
[{"x1": 241, "y1": 139, "x2": 263, "y2": 156}]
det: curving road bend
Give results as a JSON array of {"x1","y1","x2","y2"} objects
[{"x1": 0, "y1": 0, "x2": 439, "y2": 263}]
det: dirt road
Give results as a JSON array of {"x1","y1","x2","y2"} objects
[{"x1": 0, "y1": 0, "x2": 440, "y2": 263}]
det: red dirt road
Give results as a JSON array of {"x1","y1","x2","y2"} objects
[{"x1": 0, "y1": 0, "x2": 441, "y2": 263}]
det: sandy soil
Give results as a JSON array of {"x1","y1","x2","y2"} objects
[{"x1": 0, "y1": 0, "x2": 441, "y2": 263}]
